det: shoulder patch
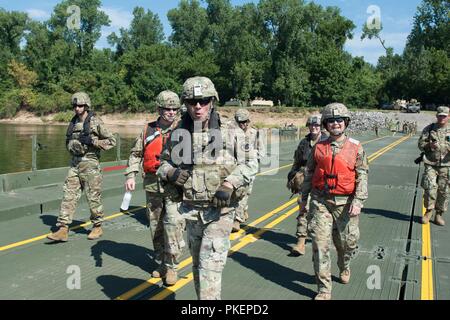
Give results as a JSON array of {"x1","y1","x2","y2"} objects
[{"x1": 348, "y1": 138, "x2": 360, "y2": 145}]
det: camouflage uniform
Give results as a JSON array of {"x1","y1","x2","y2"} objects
[
  {"x1": 418, "y1": 106, "x2": 450, "y2": 223},
  {"x1": 301, "y1": 103, "x2": 369, "y2": 298},
  {"x1": 125, "y1": 90, "x2": 185, "y2": 273},
  {"x1": 57, "y1": 93, "x2": 116, "y2": 228},
  {"x1": 232, "y1": 109, "x2": 264, "y2": 224},
  {"x1": 157, "y1": 77, "x2": 258, "y2": 300},
  {"x1": 288, "y1": 122, "x2": 328, "y2": 239}
]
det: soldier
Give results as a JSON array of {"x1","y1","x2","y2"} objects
[
  {"x1": 300, "y1": 103, "x2": 369, "y2": 300},
  {"x1": 418, "y1": 106, "x2": 450, "y2": 226},
  {"x1": 47, "y1": 92, "x2": 116, "y2": 242},
  {"x1": 287, "y1": 115, "x2": 328, "y2": 256},
  {"x1": 231, "y1": 108, "x2": 264, "y2": 232},
  {"x1": 157, "y1": 76, "x2": 258, "y2": 300},
  {"x1": 124, "y1": 90, "x2": 185, "y2": 286}
]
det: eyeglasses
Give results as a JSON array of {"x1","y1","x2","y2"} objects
[
  {"x1": 238, "y1": 120, "x2": 249, "y2": 124},
  {"x1": 184, "y1": 98, "x2": 212, "y2": 107},
  {"x1": 73, "y1": 104, "x2": 86, "y2": 109},
  {"x1": 160, "y1": 107, "x2": 178, "y2": 112},
  {"x1": 326, "y1": 118, "x2": 345, "y2": 124}
]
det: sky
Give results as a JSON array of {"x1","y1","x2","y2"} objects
[{"x1": 0, "y1": 0, "x2": 422, "y2": 65}]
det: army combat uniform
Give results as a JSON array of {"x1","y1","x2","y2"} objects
[
  {"x1": 301, "y1": 103, "x2": 369, "y2": 299},
  {"x1": 158, "y1": 77, "x2": 258, "y2": 300},
  {"x1": 125, "y1": 118, "x2": 185, "y2": 275},
  {"x1": 58, "y1": 113, "x2": 116, "y2": 228},
  {"x1": 418, "y1": 106, "x2": 450, "y2": 225}
]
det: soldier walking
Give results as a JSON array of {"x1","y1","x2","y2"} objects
[
  {"x1": 124, "y1": 90, "x2": 185, "y2": 286},
  {"x1": 300, "y1": 103, "x2": 369, "y2": 300},
  {"x1": 231, "y1": 108, "x2": 264, "y2": 232},
  {"x1": 287, "y1": 115, "x2": 328, "y2": 255},
  {"x1": 418, "y1": 106, "x2": 450, "y2": 226},
  {"x1": 47, "y1": 92, "x2": 116, "y2": 242},
  {"x1": 157, "y1": 77, "x2": 258, "y2": 299}
]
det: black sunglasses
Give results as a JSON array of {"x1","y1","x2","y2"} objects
[
  {"x1": 73, "y1": 104, "x2": 86, "y2": 109},
  {"x1": 184, "y1": 98, "x2": 212, "y2": 106},
  {"x1": 325, "y1": 118, "x2": 345, "y2": 124},
  {"x1": 160, "y1": 107, "x2": 178, "y2": 111}
]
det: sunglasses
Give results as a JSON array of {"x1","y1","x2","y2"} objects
[
  {"x1": 73, "y1": 104, "x2": 86, "y2": 109},
  {"x1": 184, "y1": 98, "x2": 212, "y2": 106},
  {"x1": 160, "y1": 107, "x2": 178, "y2": 112},
  {"x1": 325, "y1": 118, "x2": 345, "y2": 124},
  {"x1": 238, "y1": 120, "x2": 250, "y2": 124}
]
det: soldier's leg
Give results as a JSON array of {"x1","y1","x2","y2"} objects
[
  {"x1": 146, "y1": 192, "x2": 165, "y2": 266},
  {"x1": 80, "y1": 160, "x2": 104, "y2": 226},
  {"x1": 434, "y1": 167, "x2": 449, "y2": 225},
  {"x1": 421, "y1": 165, "x2": 438, "y2": 212},
  {"x1": 198, "y1": 210, "x2": 234, "y2": 300},
  {"x1": 163, "y1": 198, "x2": 186, "y2": 271},
  {"x1": 435, "y1": 167, "x2": 449, "y2": 214},
  {"x1": 332, "y1": 204, "x2": 360, "y2": 273},
  {"x1": 310, "y1": 197, "x2": 334, "y2": 294},
  {"x1": 186, "y1": 217, "x2": 203, "y2": 299},
  {"x1": 57, "y1": 167, "x2": 82, "y2": 227}
]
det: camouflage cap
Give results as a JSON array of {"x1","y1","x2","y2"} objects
[
  {"x1": 181, "y1": 76, "x2": 219, "y2": 102},
  {"x1": 235, "y1": 108, "x2": 250, "y2": 122},
  {"x1": 321, "y1": 102, "x2": 350, "y2": 124},
  {"x1": 436, "y1": 106, "x2": 449, "y2": 116},
  {"x1": 71, "y1": 92, "x2": 91, "y2": 108},
  {"x1": 156, "y1": 90, "x2": 181, "y2": 109},
  {"x1": 306, "y1": 115, "x2": 321, "y2": 126}
]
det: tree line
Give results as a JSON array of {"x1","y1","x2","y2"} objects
[{"x1": 0, "y1": 0, "x2": 448, "y2": 118}]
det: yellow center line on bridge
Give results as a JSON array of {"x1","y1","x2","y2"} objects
[
  {"x1": 0, "y1": 135, "x2": 388, "y2": 253},
  {"x1": 421, "y1": 202, "x2": 434, "y2": 300},
  {"x1": 120, "y1": 135, "x2": 409, "y2": 300}
]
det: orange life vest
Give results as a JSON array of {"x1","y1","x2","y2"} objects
[
  {"x1": 142, "y1": 121, "x2": 169, "y2": 174},
  {"x1": 312, "y1": 138, "x2": 360, "y2": 195}
]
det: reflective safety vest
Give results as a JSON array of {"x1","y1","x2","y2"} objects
[
  {"x1": 312, "y1": 138, "x2": 360, "y2": 195},
  {"x1": 142, "y1": 121, "x2": 169, "y2": 174}
]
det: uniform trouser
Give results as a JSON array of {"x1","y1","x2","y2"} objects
[
  {"x1": 57, "y1": 160, "x2": 104, "y2": 227},
  {"x1": 146, "y1": 193, "x2": 185, "y2": 270},
  {"x1": 421, "y1": 165, "x2": 450, "y2": 215},
  {"x1": 186, "y1": 209, "x2": 234, "y2": 300},
  {"x1": 309, "y1": 195, "x2": 360, "y2": 294},
  {"x1": 296, "y1": 196, "x2": 311, "y2": 239},
  {"x1": 235, "y1": 179, "x2": 254, "y2": 223}
]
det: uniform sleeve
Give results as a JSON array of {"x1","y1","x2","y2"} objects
[
  {"x1": 418, "y1": 126, "x2": 431, "y2": 153},
  {"x1": 125, "y1": 130, "x2": 144, "y2": 178},
  {"x1": 300, "y1": 145, "x2": 316, "y2": 202},
  {"x1": 288, "y1": 140, "x2": 306, "y2": 179},
  {"x1": 93, "y1": 118, "x2": 116, "y2": 151},
  {"x1": 156, "y1": 133, "x2": 177, "y2": 181},
  {"x1": 351, "y1": 144, "x2": 369, "y2": 208}
]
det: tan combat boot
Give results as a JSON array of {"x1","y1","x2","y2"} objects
[
  {"x1": 152, "y1": 265, "x2": 166, "y2": 278},
  {"x1": 87, "y1": 225, "x2": 103, "y2": 240},
  {"x1": 434, "y1": 214, "x2": 445, "y2": 226},
  {"x1": 47, "y1": 226, "x2": 69, "y2": 242},
  {"x1": 291, "y1": 237, "x2": 306, "y2": 256},
  {"x1": 314, "y1": 292, "x2": 331, "y2": 300},
  {"x1": 422, "y1": 210, "x2": 433, "y2": 224},
  {"x1": 165, "y1": 268, "x2": 178, "y2": 286},
  {"x1": 232, "y1": 220, "x2": 241, "y2": 232},
  {"x1": 340, "y1": 269, "x2": 351, "y2": 284}
]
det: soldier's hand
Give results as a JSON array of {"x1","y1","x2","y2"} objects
[
  {"x1": 167, "y1": 168, "x2": 190, "y2": 186},
  {"x1": 349, "y1": 204, "x2": 361, "y2": 217},
  {"x1": 125, "y1": 178, "x2": 135, "y2": 191},
  {"x1": 212, "y1": 183, "x2": 234, "y2": 208},
  {"x1": 79, "y1": 134, "x2": 93, "y2": 146}
]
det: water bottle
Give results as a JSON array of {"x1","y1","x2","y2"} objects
[{"x1": 120, "y1": 191, "x2": 132, "y2": 212}]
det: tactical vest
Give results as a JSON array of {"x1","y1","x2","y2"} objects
[
  {"x1": 142, "y1": 121, "x2": 169, "y2": 174},
  {"x1": 177, "y1": 114, "x2": 239, "y2": 202},
  {"x1": 312, "y1": 138, "x2": 359, "y2": 195}
]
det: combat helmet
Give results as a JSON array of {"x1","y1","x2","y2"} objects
[
  {"x1": 181, "y1": 76, "x2": 219, "y2": 102},
  {"x1": 156, "y1": 90, "x2": 180, "y2": 109},
  {"x1": 235, "y1": 108, "x2": 250, "y2": 122},
  {"x1": 71, "y1": 92, "x2": 91, "y2": 109},
  {"x1": 321, "y1": 102, "x2": 350, "y2": 127},
  {"x1": 306, "y1": 115, "x2": 321, "y2": 126}
]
